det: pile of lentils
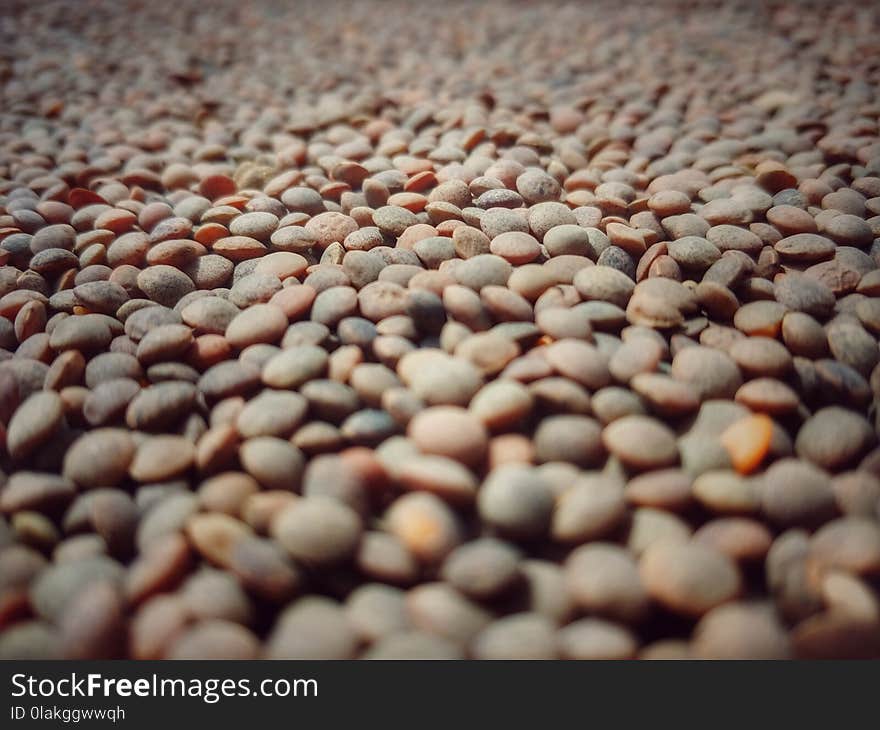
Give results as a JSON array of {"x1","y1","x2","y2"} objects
[{"x1": 1, "y1": 0, "x2": 880, "y2": 660}]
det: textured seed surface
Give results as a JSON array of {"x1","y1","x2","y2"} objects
[{"x1": 0, "y1": 0, "x2": 879, "y2": 660}]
